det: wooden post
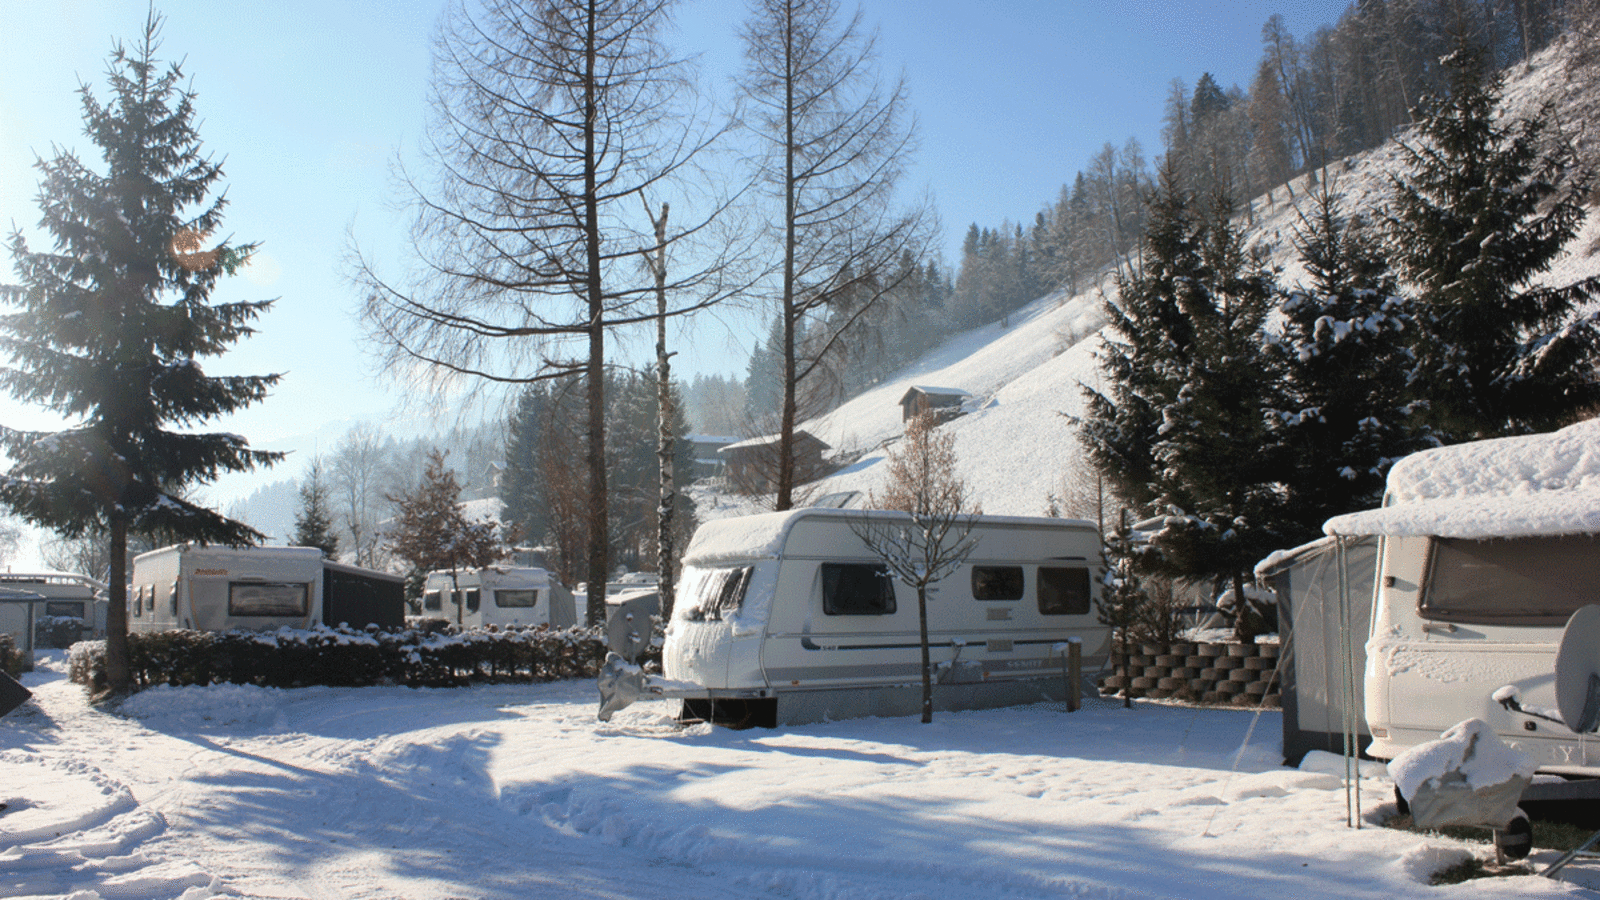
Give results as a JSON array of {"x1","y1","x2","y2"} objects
[{"x1": 1062, "y1": 637, "x2": 1083, "y2": 712}]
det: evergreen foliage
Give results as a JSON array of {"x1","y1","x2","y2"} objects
[
  {"x1": 1078, "y1": 168, "x2": 1292, "y2": 640},
  {"x1": 1385, "y1": 46, "x2": 1600, "y2": 442},
  {"x1": 501, "y1": 373, "x2": 695, "y2": 584},
  {"x1": 1267, "y1": 187, "x2": 1429, "y2": 526},
  {"x1": 0, "y1": 15, "x2": 281, "y2": 694},
  {"x1": 292, "y1": 458, "x2": 340, "y2": 558},
  {"x1": 386, "y1": 450, "x2": 502, "y2": 600}
]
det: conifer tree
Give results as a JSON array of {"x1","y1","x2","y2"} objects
[
  {"x1": 1269, "y1": 187, "x2": 1429, "y2": 527},
  {"x1": 1386, "y1": 45, "x2": 1600, "y2": 441},
  {"x1": 292, "y1": 458, "x2": 340, "y2": 559},
  {"x1": 1078, "y1": 167, "x2": 1289, "y2": 640},
  {"x1": 0, "y1": 15, "x2": 281, "y2": 694},
  {"x1": 386, "y1": 450, "x2": 502, "y2": 614}
]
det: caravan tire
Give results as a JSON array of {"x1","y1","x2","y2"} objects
[{"x1": 1494, "y1": 810, "x2": 1532, "y2": 861}]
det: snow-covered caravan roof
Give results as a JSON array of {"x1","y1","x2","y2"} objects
[
  {"x1": 682, "y1": 510, "x2": 804, "y2": 564},
  {"x1": 1324, "y1": 417, "x2": 1600, "y2": 538}
]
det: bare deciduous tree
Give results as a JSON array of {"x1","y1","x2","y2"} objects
[
  {"x1": 353, "y1": 0, "x2": 747, "y2": 625},
  {"x1": 852, "y1": 413, "x2": 980, "y2": 723},
  {"x1": 739, "y1": 0, "x2": 931, "y2": 510},
  {"x1": 329, "y1": 423, "x2": 391, "y2": 568}
]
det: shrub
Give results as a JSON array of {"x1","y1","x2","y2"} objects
[{"x1": 70, "y1": 623, "x2": 613, "y2": 693}]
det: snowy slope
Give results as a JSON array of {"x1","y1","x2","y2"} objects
[
  {"x1": 6, "y1": 650, "x2": 1593, "y2": 899},
  {"x1": 734, "y1": 40, "x2": 1600, "y2": 525}
]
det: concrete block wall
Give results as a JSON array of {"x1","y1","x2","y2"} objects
[{"x1": 1098, "y1": 640, "x2": 1281, "y2": 707}]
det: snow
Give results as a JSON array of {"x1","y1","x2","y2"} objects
[
  {"x1": 680, "y1": 510, "x2": 797, "y2": 563},
  {"x1": 1389, "y1": 719, "x2": 1538, "y2": 800},
  {"x1": 1325, "y1": 417, "x2": 1600, "y2": 538},
  {"x1": 3, "y1": 652, "x2": 1594, "y2": 899}
]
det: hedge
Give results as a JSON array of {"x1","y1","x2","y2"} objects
[
  {"x1": 0, "y1": 632, "x2": 23, "y2": 678},
  {"x1": 68, "y1": 622, "x2": 650, "y2": 693}
]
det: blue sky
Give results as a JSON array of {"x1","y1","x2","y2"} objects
[{"x1": 1, "y1": 0, "x2": 1353, "y2": 451}]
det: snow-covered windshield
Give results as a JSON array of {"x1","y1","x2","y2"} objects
[{"x1": 676, "y1": 566, "x2": 753, "y2": 623}]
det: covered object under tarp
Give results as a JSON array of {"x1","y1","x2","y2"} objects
[{"x1": 1256, "y1": 535, "x2": 1376, "y2": 766}]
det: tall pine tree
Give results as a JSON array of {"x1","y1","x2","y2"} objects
[
  {"x1": 1386, "y1": 45, "x2": 1600, "y2": 441},
  {"x1": 1077, "y1": 166, "x2": 1290, "y2": 640},
  {"x1": 1268, "y1": 187, "x2": 1429, "y2": 527},
  {"x1": 0, "y1": 15, "x2": 281, "y2": 694},
  {"x1": 292, "y1": 458, "x2": 340, "y2": 559}
]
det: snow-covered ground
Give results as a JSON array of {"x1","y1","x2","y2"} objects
[{"x1": 3, "y1": 652, "x2": 1594, "y2": 899}]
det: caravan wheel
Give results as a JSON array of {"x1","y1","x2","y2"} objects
[
  {"x1": 1493, "y1": 809, "x2": 1532, "y2": 861},
  {"x1": 1393, "y1": 786, "x2": 1411, "y2": 818}
]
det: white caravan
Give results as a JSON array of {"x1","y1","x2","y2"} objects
[
  {"x1": 0, "y1": 571, "x2": 107, "y2": 647},
  {"x1": 602, "y1": 508, "x2": 1109, "y2": 726},
  {"x1": 419, "y1": 566, "x2": 577, "y2": 630},
  {"x1": 130, "y1": 545, "x2": 406, "y2": 633},
  {"x1": 1325, "y1": 416, "x2": 1600, "y2": 781}
]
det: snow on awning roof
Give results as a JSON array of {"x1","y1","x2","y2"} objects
[{"x1": 1325, "y1": 417, "x2": 1600, "y2": 538}]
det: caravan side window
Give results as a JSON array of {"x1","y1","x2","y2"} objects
[
  {"x1": 681, "y1": 567, "x2": 751, "y2": 622},
  {"x1": 229, "y1": 582, "x2": 309, "y2": 617},
  {"x1": 1037, "y1": 567, "x2": 1091, "y2": 615},
  {"x1": 972, "y1": 566, "x2": 1024, "y2": 601},
  {"x1": 464, "y1": 589, "x2": 481, "y2": 613},
  {"x1": 496, "y1": 589, "x2": 537, "y2": 608},
  {"x1": 1423, "y1": 535, "x2": 1600, "y2": 626},
  {"x1": 822, "y1": 563, "x2": 896, "y2": 616},
  {"x1": 46, "y1": 601, "x2": 86, "y2": 619},
  {"x1": 130, "y1": 586, "x2": 143, "y2": 618},
  {"x1": 423, "y1": 590, "x2": 443, "y2": 611}
]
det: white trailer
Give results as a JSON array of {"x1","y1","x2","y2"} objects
[
  {"x1": 602, "y1": 508, "x2": 1109, "y2": 726},
  {"x1": 130, "y1": 545, "x2": 405, "y2": 633},
  {"x1": 1324, "y1": 416, "x2": 1600, "y2": 783},
  {"x1": 419, "y1": 566, "x2": 577, "y2": 630},
  {"x1": 0, "y1": 571, "x2": 107, "y2": 647}
]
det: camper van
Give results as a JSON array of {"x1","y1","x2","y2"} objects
[
  {"x1": 1324, "y1": 417, "x2": 1600, "y2": 781},
  {"x1": 604, "y1": 508, "x2": 1109, "y2": 726},
  {"x1": 0, "y1": 571, "x2": 107, "y2": 647},
  {"x1": 419, "y1": 566, "x2": 577, "y2": 630},
  {"x1": 130, "y1": 545, "x2": 405, "y2": 633}
]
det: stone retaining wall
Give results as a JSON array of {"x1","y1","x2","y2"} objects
[{"x1": 1097, "y1": 640, "x2": 1281, "y2": 707}]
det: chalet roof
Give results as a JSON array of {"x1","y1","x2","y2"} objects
[
  {"x1": 899, "y1": 385, "x2": 972, "y2": 404},
  {"x1": 719, "y1": 430, "x2": 830, "y2": 454}
]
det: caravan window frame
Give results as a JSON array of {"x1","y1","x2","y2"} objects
[
  {"x1": 464, "y1": 588, "x2": 481, "y2": 613},
  {"x1": 228, "y1": 581, "x2": 310, "y2": 617},
  {"x1": 423, "y1": 590, "x2": 444, "y2": 612},
  {"x1": 971, "y1": 565, "x2": 1025, "y2": 601},
  {"x1": 821, "y1": 562, "x2": 897, "y2": 616},
  {"x1": 496, "y1": 589, "x2": 537, "y2": 608},
  {"x1": 46, "y1": 600, "x2": 86, "y2": 619},
  {"x1": 1037, "y1": 566, "x2": 1092, "y2": 616},
  {"x1": 1421, "y1": 534, "x2": 1600, "y2": 626}
]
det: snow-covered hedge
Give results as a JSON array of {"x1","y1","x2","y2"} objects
[{"x1": 69, "y1": 623, "x2": 617, "y2": 693}]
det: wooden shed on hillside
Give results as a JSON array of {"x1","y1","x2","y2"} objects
[
  {"x1": 899, "y1": 385, "x2": 972, "y2": 422},
  {"x1": 720, "y1": 431, "x2": 832, "y2": 494}
]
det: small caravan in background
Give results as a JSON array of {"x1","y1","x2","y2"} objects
[
  {"x1": 603, "y1": 507, "x2": 1109, "y2": 726},
  {"x1": 1324, "y1": 417, "x2": 1600, "y2": 781},
  {"x1": 419, "y1": 566, "x2": 577, "y2": 630},
  {"x1": 0, "y1": 571, "x2": 107, "y2": 647},
  {"x1": 130, "y1": 544, "x2": 405, "y2": 633}
]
